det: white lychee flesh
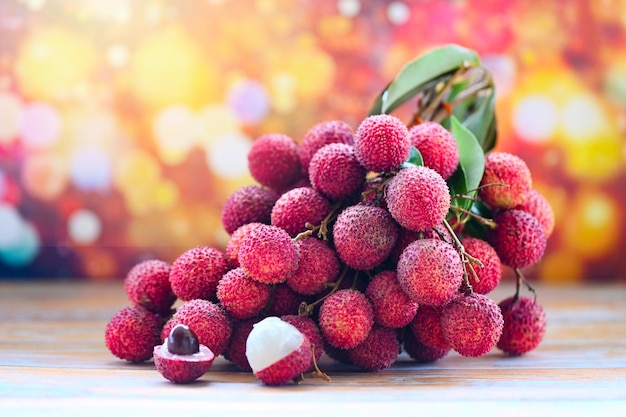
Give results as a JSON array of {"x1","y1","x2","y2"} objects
[{"x1": 245, "y1": 316, "x2": 305, "y2": 373}]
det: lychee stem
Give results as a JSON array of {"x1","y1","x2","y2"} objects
[
  {"x1": 514, "y1": 268, "x2": 537, "y2": 303},
  {"x1": 305, "y1": 344, "x2": 331, "y2": 382},
  {"x1": 449, "y1": 206, "x2": 497, "y2": 229},
  {"x1": 298, "y1": 265, "x2": 349, "y2": 317},
  {"x1": 419, "y1": 64, "x2": 471, "y2": 122},
  {"x1": 442, "y1": 218, "x2": 483, "y2": 293},
  {"x1": 293, "y1": 202, "x2": 343, "y2": 242}
]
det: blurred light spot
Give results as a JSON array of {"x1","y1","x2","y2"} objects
[
  {"x1": 79, "y1": 248, "x2": 117, "y2": 280},
  {"x1": 0, "y1": 221, "x2": 40, "y2": 267},
  {"x1": 604, "y1": 62, "x2": 626, "y2": 106},
  {"x1": 21, "y1": 152, "x2": 67, "y2": 200},
  {"x1": 513, "y1": 95, "x2": 557, "y2": 143},
  {"x1": 106, "y1": 43, "x2": 130, "y2": 68},
  {"x1": 286, "y1": 48, "x2": 336, "y2": 99},
  {"x1": 270, "y1": 73, "x2": 297, "y2": 113},
  {"x1": 482, "y1": 54, "x2": 516, "y2": 97},
  {"x1": 538, "y1": 249, "x2": 583, "y2": 282},
  {"x1": 206, "y1": 132, "x2": 252, "y2": 179},
  {"x1": 0, "y1": 203, "x2": 23, "y2": 247},
  {"x1": 227, "y1": 79, "x2": 270, "y2": 125},
  {"x1": 0, "y1": 92, "x2": 22, "y2": 143},
  {"x1": 68, "y1": 209, "x2": 102, "y2": 244},
  {"x1": 563, "y1": 134, "x2": 622, "y2": 182},
  {"x1": 71, "y1": 109, "x2": 119, "y2": 149},
  {"x1": 70, "y1": 148, "x2": 112, "y2": 191},
  {"x1": 338, "y1": 0, "x2": 360, "y2": 17},
  {"x1": 20, "y1": 102, "x2": 62, "y2": 149},
  {"x1": 256, "y1": 0, "x2": 276, "y2": 13},
  {"x1": 26, "y1": 0, "x2": 46, "y2": 11},
  {"x1": 153, "y1": 105, "x2": 200, "y2": 165},
  {"x1": 113, "y1": 149, "x2": 161, "y2": 193},
  {"x1": 153, "y1": 180, "x2": 179, "y2": 210},
  {"x1": 196, "y1": 104, "x2": 241, "y2": 146},
  {"x1": 387, "y1": 1, "x2": 410, "y2": 25},
  {"x1": 560, "y1": 95, "x2": 610, "y2": 142}
]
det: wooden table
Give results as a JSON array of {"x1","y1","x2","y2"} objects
[{"x1": 0, "y1": 281, "x2": 625, "y2": 416}]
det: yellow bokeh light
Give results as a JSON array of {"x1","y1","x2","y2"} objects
[
  {"x1": 113, "y1": 149, "x2": 162, "y2": 193},
  {"x1": 152, "y1": 105, "x2": 200, "y2": 166},
  {"x1": 21, "y1": 152, "x2": 68, "y2": 201},
  {"x1": 538, "y1": 249, "x2": 584, "y2": 283},
  {"x1": 562, "y1": 134, "x2": 622, "y2": 182},
  {"x1": 196, "y1": 104, "x2": 241, "y2": 147},
  {"x1": 153, "y1": 180, "x2": 179, "y2": 211},
  {"x1": 286, "y1": 47, "x2": 336, "y2": 99}
]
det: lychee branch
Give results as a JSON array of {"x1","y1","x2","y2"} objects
[
  {"x1": 419, "y1": 63, "x2": 471, "y2": 122},
  {"x1": 514, "y1": 268, "x2": 537, "y2": 303},
  {"x1": 293, "y1": 202, "x2": 343, "y2": 242},
  {"x1": 442, "y1": 218, "x2": 483, "y2": 292},
  {"x1": 449, "y1": 205, "x2": 497, "y2": 229},
  {"x1": 298, "y1": 265, "x2": 349, "y2": 317}
]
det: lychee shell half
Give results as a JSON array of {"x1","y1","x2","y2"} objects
[{"x1": 153, "y1": 342, "x2": 215, "y2": 384}]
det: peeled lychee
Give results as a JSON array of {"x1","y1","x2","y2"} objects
[
  {"x1": 245, "y1": 317, "x2": 312, "y2": 385},
  {"x1": 461, "y1": 237, "x2": 502, "y2": 295},
  {"x1": 124, "y1": 259, "x2": 175, "y2": 315},
  {"x1": 386, "y1": 165, "x2": 450, "y2": 232},
  {"x1": 281, "y1": 315, "x2": 325, "y2": 371},
  {"x1": 270, "y1": 187, "x2": 331, "y2": 237},
  {"x1": 479, "y1": 151, "x2": 532, "y2": 209},
  {"x1": 225, "y1": 222, "x2": 263, "y2": 268},
  {"x1": 318, "y1": 289, "x2": 374, "y2": 349},
  {"x1": 408, "y1": 121, "x2": 459, "y2": 179},
  {"x1": 514, "y1": 189, "x2": 555, "y2": 239},
  {"x1": 169, "y1": 246, "x2": 229, "y2": 301},
  {"x1": 354, "y1": 114, "x2": 411, "y2": 172},
  {"x1": 497, "y1": 296, "x2": 547, "y2": 355},
  {"x1": 488, "y1": 209, "x2": 547, "y2": 269},
  {"x1": 221, "y1": 185, "x2": 278, "y2": 234},
  {"x1": 441, "y1": 293, "x2": 504, "y2": 357},
  {"x1": 248, "y1": 133, "x2": 301, "y2": 190},
  {"x1": 217, "y1": 268, "x2": 272, "y2": 319},
  {"x1": 299, "y1": 120, "x2": 354, "y2": 173},
  {"x1": 365, "y1": 270, "x2": 419, "y2": 328},
  {"x1": 287, "y1": 237, "x2": 340, "y2": 295},
  {"x1": 105, "y1": 306, "x2": 162, "y2": 362},
  {"x1": 347, "y1": 325, "x2": 399, "y2": 371},
  {"x1": 309, "y1": 143, "x2": 366, "y2": 200}
]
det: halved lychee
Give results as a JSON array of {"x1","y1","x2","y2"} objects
[{"x1": 245, "y1": 317, "x2": 312, "y2": 385}]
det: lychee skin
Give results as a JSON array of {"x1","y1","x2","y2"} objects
[
  {"x1": 238, "y1": 224, "x2": 300, "y2": 284},
  {"x1": 348, "y1": 325, "x2": 399, "y2": 372},
  {"x1": 309, "y1": 143, "x2": 366, "y2": 201},
  {"x1": 479, "y1": 152, "x2": 532, "y2": 209},
  {"x1": 354, "y1": 114, "x2": 411, "y2": 172},
  {"x1": 153, "y1": 343, "x2": 215, "y2": 384},
  {"x1": 515, "y1": 189, "x2": 555, "y2": 239},
  {"x1": 365, "y1": 270, "x2": 419, "y2": 328},
  {"x1": 264, "y1": 284, "x2": 309, "y2": 317},
  {"x1": 461, "y1": 237, "x2": 502, "y2": 295},
  {"x1": 124, "y1": 259, "x2": 175, "y2": 315},
  {"x1": 169, "y1": 246, "x2": 229, "y2": 301},
  {"x1": 403, "y1": 327, "x2": 450, "y2": 363},
  {"x1": 221, "y1": 185, "x2": 278, "y2": 234},
  {"x1": 409, "y1": 305, "x2": 449, "y2": 351},
  {"x1": 488, "y1": 209, "x2": 547, "y2": 269},
  {"x1": 409, "y1": 122, "x2": 459, "y2": 179},
  {"x1": 248, "y1": 133, "x2": 301, "y2": 190},
  {"x1": 225, "y1": 222, "x2": 263, "y2": 268},
  {"x1": 270, "y1": 187, "x2": 331, "y2": 237},
  {"x1": 441, "y1": 293, "x2": 504, "y2": 357},
  {"x1": 386, "y1": 165, "x2": 451, "y2": 232},
  {"x1": 287, "y1": 237, "x2": 340, "y2": 295},
  {"x1": 223, "y1": 318, "x2": 259, "y2": 372},
  {"x1": 397, "y1": 239, "x2": 463, "y2": 307},
  {"x1": 318, "y1": 289, "x2": 374, "y2": 349},
  {"x1": 299, "y1": 120, "x2": 354, "y2": 173},
  {"x1": 217, "y1": 268, "x2": 272, "y2": 320},
  {"x1": 161, "y1": 299, "x2": 232, "y2": 357},
  {"x1": 254, "y1": 336, "x2": 312, "y2": 386},
  {"x1": 497, "y1": 296, "x2": 547, "y2": 356},
  {"x1": 332, "y1": 205, "x2": 399, "y2": 271},
  {"x1": 105, "y1": 306, "x2": 162, "y2": 362},
  {"x1": 281, "y1": 315, "x2": 325, "y2": 371}
]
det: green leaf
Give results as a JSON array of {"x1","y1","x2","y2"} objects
[
  {"x1": 448, "y1": 116, "x2": 485, "y2": 210},
  {"x1": 369, "y1": 44, "x2": 481, "y2": 116},
  {"x1": 460, "y1": 90, "x2": 497, "y2": 152},
  {"x1": 400, "y1": 146, "x2": 423, "y2": 168}
]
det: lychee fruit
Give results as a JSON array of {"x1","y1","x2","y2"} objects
[
  {"x1": 409, "y1": 305, "x2": 449, "y2": 351},
  {"x1": 479, "y1": 151, "x2": 532, "y2": 209},
  {"x1": 281, "y1": 315, "x2": 325, "y2": 371},
  {"x1": 124, "y1": 259, "x2": 175, "y2": 315},
  {"x1": 248, "y1": 133, "x2": 301, "y2": 190},
  {"x1": 154, "y1": 324, "x2": 215, "y2": 384},
  {"x1": 169, "y1": 246, "x2": 229, "y2": 301},
  {"x1": 488, "y1": 209, "x2": 547, "y2": 269},
  {"x1": 238, "y1": 224, "x2": 300, "y2": 284},
  {"x1": 386, "y1": 165, "x2": 450, "y2": 232},
  {"x1": 497, "y1": 296, "x2": 547, "y2": 355},
  {"x1": 397, "y1": 238, "x2": 463, "y2": 306},
  {"x1": 365, "y1": 270, "x2": 419, "y2": 328},
  {"x1": 225, "y1": 222, "x2": 263, "y2": 268},
  {"x1": 223, "y1": 318, "x2": 260, "y2": 372},
  {"x1": 441, "y1": 293, "x2": 504, "y2": 357},
  {"x1": 299, "y1": 120, "x2": 354, "y2": 173},
  {"x1": 264, "y1": 283, "x2": 309, "y2": 317},
  {"x1": 287, "y1": 237, "x2": 340, "y2": 295},
  {"x1": 514, "y1": 189, "x2": 555, "y2": 239},
  {"x1": 332, "y1": 204, "x2": 399, "y2": 271},
  {"x1": 403, "y1": 327, "x2": 450, "y2": 363},
  {"x1": 105, "y1": 306, "x2": 162, "y2": 362},
  {"x1": 221, "y1": 185, "x2": 278, "y2": 234},
  {"x1": 318, "y1": 289, "x2": 374, "y2": 349},
  {"x1": 309, "y1": 143, "x2": 366, "y2": 201},
  {"x1": 270, "y1": 187, "x2": 331, "y2": 237},
  {"x1": 354, "y1": 114, "x2": 410, "y2": 172},
  {"x1": 347, "y1": 325, "x2": 399, "y2": 371},
  {"x1": 245, "y1": 317, "x2": 312, "y2": 385},
  {"x1": 408, "y1": 121, "x2": 459, "y2": 179},
  {"x1": 217, "y1": 268, "x2": 272, "y2": 319},
  {"x1": 161, "y1": 299, "x2": 232, "y2": 357},
  {"x1": 461, "y1": 237, "x2": 502, "y2": 295}
]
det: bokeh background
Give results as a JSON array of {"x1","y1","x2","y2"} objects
[{"x1": 0, "y1": 0, "x2": 624, "y2": 281}]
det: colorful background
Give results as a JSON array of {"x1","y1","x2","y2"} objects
[{"x1": 0, "y1": 0, "x2": 624, "y2": 282}]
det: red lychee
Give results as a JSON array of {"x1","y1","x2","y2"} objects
[
  {"x1": 441, "y1": 293, "x2": 504, "y2": 357},
  {"x1": 225, "y1": 222, "x2": 264, "y2": 268},
  {"x1": 224, "y1": 318, "x2": 260, "y2": 372},
  {"x1": 287, "y1": 237, "x2": 340, "y2": 295},
  {"x1": 461, "y1": 237, "x2": 502, "y2": 295},
  {"x1": 488, "y1": 209, "x2": 547, "y2": 269},
  {"x1": 403, "y1": 327, "x2": 450, "y2": 363},
  {"x1": 217, "y1": 268, "x2": 272, "y2": 319},
  {"x1": 105, "y1": 306, "x2": 162, "y2": 362},
  {"x1": 270, "y1": 186, "x2": 331, "y2": 237},
  {"x1": 354, "y1": 114, "x2": 411, "y2": 172},
  {"x1": 318, "y1": 289, "x2": 374, "y2": 349},
  {"x1": 479, "y1": 151, "x2": 532, "y2": 209},
  {"x1": 238, "y1": 224, "x2": 300, "y2": 284},
  {"x1": 348, "y1": 325, "x2": 399, "y2": 371},
  {"x1": 169, "y1": 246, "x2": 229, "y2": 301},
  {"x1": 248, "y1": 133, "x2": 301, "y2": 190},
  {"x1": 409, "y1": 305, "x2": 449, "y2": 351},
  {"x1": 409, "y1": 121, "x2": 459, "y2": 179},
  {"x1": 497, "y1": 296, "x2": 547, "y2": 355},
  {"x1": 397, "y1": 238, "x2": 463, "y2": 306},
  {"x1": 309, "y1": 143, "x2": 366, "y2": 200},
  {"x1": 332, "y1": 204, "x2": 399, "y2": 271},
  {"x1": 386, "y1": 165, "x2": 450, "y2": 232},
  {"x1": 281, "y1": 315, "x2": 325, "y2": 371},
  {"x1": 124, "y1": 259, "x2": 175, "y2": 315},
  {"x1": 299, "y1": 120, "x2": 354, "y2": 173},
  {"x1": 514, "y1": 189, "x2": 555, "y2": 238},
  {"x1": 264, "y1": 283, "x2": 309, "y2": 317},
  {"x1": 221, "y1": 185, "x2": 278, "y2": 234},
  {"x1": 365, "y1": 270, "x2": 419, "y2": 328}
]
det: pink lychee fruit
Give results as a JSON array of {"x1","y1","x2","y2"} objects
[
  {"x1": 403, "y1": 326, "x2": 450, "y2": 363},
  {"x1": 441, "y1": 293, "x2": 504, "y2": 357},
  {"x1": 281, "y1": 315, "x2": 325, "y2": 371},
  {"x1": 514, "y1": 189, "x2": 555, "y2": 239},
  {"x1": 309, "y1": 143, "x2": 366, "y2": 201},
  {"x1": 397, "y1": 238, "x2": 463, "y2": 306},
  {"x1": 488, "y1": 209, "x2": 547, "y2": 269},
  {"x1": 318, "y1": 289, "x2": 374, "y2": 349},
  {"x1": 365, "y1": 270, "x2": 419, "y2": 328},
  {"x1": 386, "y1": 227, "x2": 420, "y2": 267},
  {"x1": 105, "y1": 305, "x2": 162, "y2": 362},
  {"x1": 408, "y1": 121, "x2": 459, "y2": 179},
  {"x1": 347, "y1": 325, "x2": 399, "y2": 371},
  {"x1": 154, "y1": 324, "x2": 215, "y2": 384},
  {"x1": 386, "y1": 165, "x2": 450, "y2": 232},
  {"x1": 225, "y1": 222, "x2": 264, "y2": 268},
  {"x1": 354, "y1": 114, "x2": 411, "y2": 172},
  {"x1": 124, "y1": 259, "x2": 175, "y2": 315},
  {"x1": 245, "y1": 317, "x2": 312, "y2": 385},
  {"x1": 217, "y1": 268, "x2": 272, "y2": 320},
  {"x1": 221, "y1": 185, "x2": 278, "y2": 234},
  {"x1": 248, "y1": 133, "x2": 301, "y2": 190},
  {"x1": 409, "y1": 305, "x2": 449, "y2": 351},
  {"x1": 287, "y1": 237, "x2": 340, "y2": 295},
  {"x1": 264, "y1": 283, "x2": 309, "y2": 317},
  {"x1": 461, "y1": 237, "x2": 502, "y2": 295},
  {"x1": 332, "y1": 204, "x2": 399, "y2": 270},
  {"x1": 479, "y1": 151, "x2": 532, "y2": 209},
  {"x1": 169, "y1": 246, "x2": 229, "y2": 301},
  {"x1": 238, "y1": 224, "x2": 300, "y2": 284},
  {"x1": 223, "y1": 318, "x2": 260, "y2": 372},
  {"x1": 497, "y1": 296, "x2": 547, "y2": 356},
  {"x1": 299, "y1": 120, "x2": 354, "y2": 174},
  {"x1": 270, "y1": 186, "x2": 331, "y2": 237}
]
